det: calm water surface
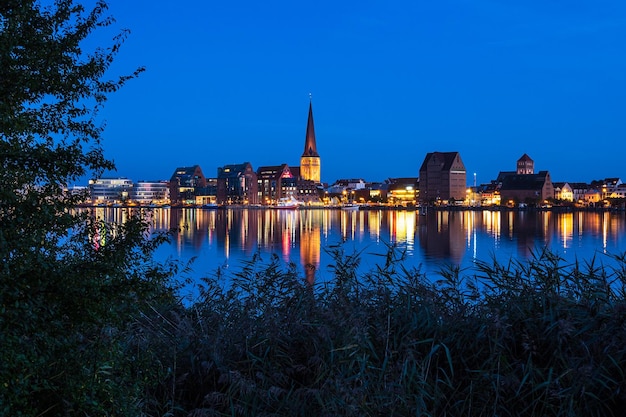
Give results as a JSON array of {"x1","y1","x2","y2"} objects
[{"x1": 89, "y1": 207, "x2": 626, "y2": 290}]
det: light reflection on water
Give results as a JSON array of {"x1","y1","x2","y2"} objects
[{"x1": 84, "y1": 207, "x2": 626, "y2": 286}]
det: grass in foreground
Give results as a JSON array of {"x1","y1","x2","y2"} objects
[{"x1": 137, "y1": 246, "x2": 626, "y2": 416}]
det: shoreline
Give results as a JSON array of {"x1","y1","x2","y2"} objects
[{"x1": 75, "y1": 203, "x2": 626, "y2": 213}]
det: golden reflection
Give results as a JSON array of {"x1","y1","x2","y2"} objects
[
  {"x1": 559, "y1": 212, "x2": 573, "y2": 249},
  {"x1": 300, "y1": 222, "x2": 321, "y2": 285},
  {"x1": 482, "y1": 210, "x2": 501, "y2": 244},
  {"x1": 368, "y1": 210, "x2": 382, "y2": 242},
  {"x1": 464, "y1": 211, "x2": 474, "y2": 249},
  {"x1": 358, "y1": 211, "x2": 365, "y2": 237},
  {"x1": 541, "y1": 211, "x2": 551, "y2": 245},
  {"x1": 405, "y1": 211, "x2": 415, "y2": 251},
  {"x1": 603, "y1": 211, "x2": 609, "y2": 252},
  {"x1": 388, "y1": 211, "x2": 416, "y2": 252}
]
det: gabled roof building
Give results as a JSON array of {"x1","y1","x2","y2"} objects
[
  {"x1": 217, "y1": 162, "x2": 258, "y2": 205},
  {"x1": 499, "y1": 171, "x2": 554, "y2": 204},
  {"x1": 257, "y1": 164, "x2": 296, "y2": 205},
  {"x1": 419, "y1": 151, "x2": 467, "y2": 203},
  {"x1": 553, "y1": 182, "x2": 573, "y2": 202},
  {"x1": 169, "y1": 165, "x2": 206, "y2": 204}
]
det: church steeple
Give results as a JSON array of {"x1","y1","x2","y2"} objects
[
  {"x1": 302, "y1": 100, "x2": 319, "y2": 157},
  {"x1": 300, "y1": 98, "x2": 321, "y2": 183}
]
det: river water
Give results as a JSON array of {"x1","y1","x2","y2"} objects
[{"x1": 86, "y1": 207, "x2": 626, "y2": 295}]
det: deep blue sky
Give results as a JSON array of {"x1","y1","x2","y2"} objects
[{"x1": 90, "y1": 0, "x2": 626, "y2": 185}]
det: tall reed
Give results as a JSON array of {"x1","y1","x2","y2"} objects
[{"x1": 135, "y1": 245, "x2": 626, "y2": 416}]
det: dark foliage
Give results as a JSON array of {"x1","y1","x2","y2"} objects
[
  {"x1": 1, "y1": 1, "x2": 179, "y2": 415},
  {"x1": 139, "y1": 246, "x2": 626, "y2": 417}
]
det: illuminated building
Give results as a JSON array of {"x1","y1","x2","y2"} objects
[
  {"x1": 591, "y1": 178, "x2": 623, "y2": 199},
  {"x1": 131, "y1": 180, "x2": 170, "y2": 205},
  {"x1": 216, "y1": 162, "x2": 259, "y2": 205},
  {"x1": 569, "y1": 182, "x2": 591, "y2": 205},
  {"x1": 387, "y1": 177, "x2": 418, "y2": 206},
  {"x1": 479, "y1": 182, "x2": 501, "y2": 206},
  {"x1": 169, "y1": 165, "x2": 207, "y2": 205},
  {"x1": 195, "y1": 178, "x2": 218, "y2": 205},
  {"x1": 553, "y1": 182, "x2": 574, "y2": 202},
  {"x1": 257, "y1": 164, "x2": 297, "y2": 205},
  {"x1": 419, "y1": 152, "x2": 467, "y2": 204},
  {"x1": 89, "y1": 177, "x2": 133, "y2": 203},
  {"x1": 608, "y1": 184, "x2": 626, "y2": 199},
  {"x1": 299, "y1": 100, "x2": 321, "y2": 183}
]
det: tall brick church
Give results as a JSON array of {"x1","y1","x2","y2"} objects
[{"x1": 300, "y1": 100, "x2": 321, "y2": 183}]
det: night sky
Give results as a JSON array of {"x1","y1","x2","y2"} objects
[{"x1": 89, "y1": 0, "x2": 626, "y2": 185}]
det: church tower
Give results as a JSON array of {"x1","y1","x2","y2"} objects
[
  {"x1": 517, "y1": 153, "x2": 534, "y2": 175},
  {"x1": 300, "y1": 100, "x2": 321, "y2": 183}
]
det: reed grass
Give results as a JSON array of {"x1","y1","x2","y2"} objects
[{"x1": 135, "y1": 245, "x2": 626, "y2": 416}]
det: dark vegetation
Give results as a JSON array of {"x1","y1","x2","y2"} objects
[
  {"x1": 140, "y1": 247, "x2": 626, "y2": 417},
  {"x1": 3, "y1": 1, "x2": 626, "y2": 416}
]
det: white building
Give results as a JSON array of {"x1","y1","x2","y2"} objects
[
  {"x1": 131, "y1": 180, "x2": 170, "y2": 205},
  {"x1": 89, "y1": 178, "x2": 133, "y2": 203}
]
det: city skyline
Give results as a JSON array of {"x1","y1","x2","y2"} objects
[{"x1": 90, "y1": 0, "x2": 626, "y2": 185}]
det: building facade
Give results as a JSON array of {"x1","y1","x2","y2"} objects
[
  {"x1": 299, "y1": 101, "x2": 321, "y2": 183},
  {"x1": 553, "y1": 182, "x2": 574, "y2": 202},
  {"x1": 257, "y1": 164, "x2": 297, "y2": 205},
  {"x1": 419, "y1": 152, "x2": 467, "y2": 204},
  {"x1": 216, "y1": 162, "x2": 259, "y2": 205},
  {"x1": 387, "y1": 177, "x2": 419, "y2": 206},
  {"x1": 499, "y1": 171, "x2": 554, "y2": 204},
  {"x1": 517, "y1": 153, "x2": 534, "y2": 175},
  {"x1": 89, "y1": 178, "x2": 133, "y2": 203},
  {"x1": 169, "y1": 165, "x2": 207, "y2": 205},
  {"x1": 131, "y1": 180, "x2": 170, "y2": 205}
]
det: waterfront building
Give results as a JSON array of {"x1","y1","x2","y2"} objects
[
  {"x1": 591, "y1": 178, "x2": 623, "y2": 199},
  {"x1": 419, "y1": 152, "x2": 467, "y2": 204},
  {"x1": 131, "y1": 180, "x2": 170, "y2": 205},
  {"x1": 195, "y1": 178, "x2": 218, "y2": 205},
  {"x1": 553, "y1": 182, "x2": 574, "y2": 202},
  {"x1": 217, "y1": 162, "x2": 259, "y2": 205},
  {"x1": 569, "y1": 182, "x2": 591, "y2": 204},
  {"x1": 299, "y1": 100, "x2": 321, "y2": 183},
  {"x1": 607, "y1": 184, "x2": 626, "y2": 199},
  {"x1": 387, "y1": 177, "x2": 419, "y2": 206},
  {"x1": 499, "y1": 171, "x2": 554, "y2": 205},
  {"x1": 257, "y1": 164, "x2": 297, "y2": 205},
  {"x1": 327, "y1": 179, "x2": 366, "y2": 194},
  {"x1": 582, "y1": 189, "x2": 602, "y2": 206},
  {"x1": 169, "y1": 165, "x2": 207, "y2": 205},
  {"x1": 89, "y1": 177, "x2": 133, "y2": 203},
  {"x1": 517, "y1": 153, "x2": 534, "y2": 174},
  {"x1": 366, "y1": 182, "x2": 388, "y2": 204},
  {"x1": 479, "y1": 182, "x2": 501, "y2": 206},
  {"x1": 290, "y1": 166, "x2": 322, "y2": 205}
]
